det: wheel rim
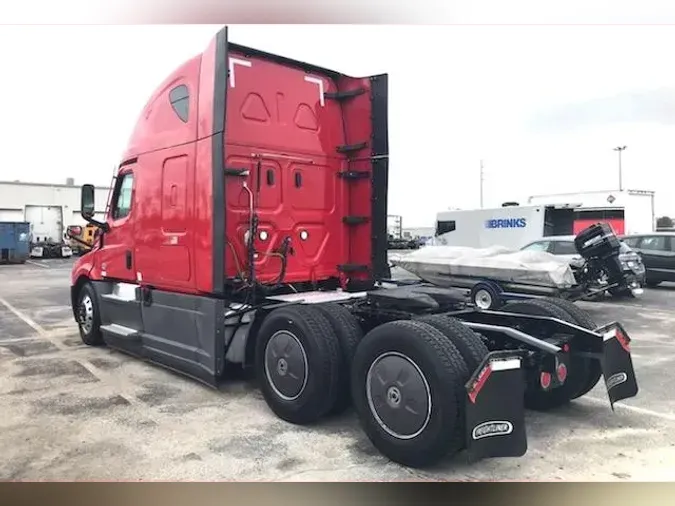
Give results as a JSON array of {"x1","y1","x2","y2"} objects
[
  {"x1": 79, "y1": 294, "x2": 94, "y2": 334},
  {"x1": 264, "y1": 330, "x2": 308, "y2": 401},
  {"x1": 366, "y1": 351, "x2": 432, "y2": 440},
  {"x1": 474, "y1": 289, "x2": 493, "y2": 309}
]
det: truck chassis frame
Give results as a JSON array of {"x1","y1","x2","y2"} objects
[{"x1": 71, "y1": 277, "x2": 639, "y2": 468}]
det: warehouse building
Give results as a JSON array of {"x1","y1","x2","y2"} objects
[
  {"x1": 402, "y1": 226, "x2": 435, "y2": 239},
  {"x1": 0, "y1": 179, "x2": 110, "y2": 243}
]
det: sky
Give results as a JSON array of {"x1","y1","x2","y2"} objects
[{"x1": 2, "y1": 24, "x2": 675, "y2": 227}]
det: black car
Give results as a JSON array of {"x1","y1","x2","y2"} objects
[{"x1": 620, "y1": 233, "x2": 675, "y2": 287}]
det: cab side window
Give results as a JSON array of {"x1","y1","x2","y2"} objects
[
  {"x1": 169, "y1": 85, "x2": 190, "y2": 123},
  {"x1": 436, "y1": 220, "x2": 456, "y2": 236},
  {"x1": 112, "y1": 173, "x2": 135, "y2": 220}
]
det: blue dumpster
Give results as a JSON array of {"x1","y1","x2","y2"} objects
[{"x1": 0, "y1": 222, "x2": 30, "y2": 264}]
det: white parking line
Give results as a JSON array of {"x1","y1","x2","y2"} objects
[
  {"x1": 583, "y1": 396, "x2": 675, "y2": 422},
  {"x1": 25, "y1": 260, "x2": 50, "y2": 268},
  {"x1": 0, "y1": 296, "x2": 51, "y2": 339},
  {"x1": 0, "y1": 336, "x2": 43, "y2": 344},
  {"x1": 0, "y1": 295, "x2": 139, "y2": 406}
]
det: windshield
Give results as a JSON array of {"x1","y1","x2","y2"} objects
[{"x1": 522, "y1": 241, "x2": 549, "y2": 252}]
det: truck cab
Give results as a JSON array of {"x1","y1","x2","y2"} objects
[{"x1": 71, "y1": 26, "x2": 390, "y2": 384}]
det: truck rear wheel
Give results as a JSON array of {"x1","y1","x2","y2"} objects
[
  {"x1": 76, "y1": 282, "x2": 104, "y2": 346},
  {"x1": 315, "y1": 303, "x2": 363, "y2": 415},
  {"x1": 537, "y1": 297, "x2": 602, "y2": 399},
  {"x1": 255, "y1": 305, "x2": 342, "y2": 425},
  {"x1": 500, "y1": 299, "x2": 594, "y2": 411},
  {"x1": 415, "y1": 314, "x2": 488, "y2": 454},
  {"x1": 417, "y1": 314, "x2": 489, "y2": 372},
  {"x1": 351, "y1": 320, "x2": 468, "y2": 468}
]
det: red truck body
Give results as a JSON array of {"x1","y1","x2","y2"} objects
[{"x1": 72, "y1": 27, "x2": 389, "y2": 297}]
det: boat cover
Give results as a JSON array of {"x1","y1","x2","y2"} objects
[{"x1": 389, "y1": 245, "x2": 577, "y2": 289}]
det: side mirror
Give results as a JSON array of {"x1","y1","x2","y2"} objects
[{"x1": 81, "y1": 184, "x2": 95, "y2": 219}]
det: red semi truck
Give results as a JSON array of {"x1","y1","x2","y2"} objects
[{"x1": 70, "y1": 26, "x2": 639, "y2": 468}]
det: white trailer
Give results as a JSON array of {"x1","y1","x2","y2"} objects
[
  {"x1": 24, "y1": 205, "x2": 72, "y2": 258},
  {"x1": 25, "y1": 205, "x2": 63, "y2": 243},
  {"x1": 527, "y1": 189, "x2": 655, "y2": 236},
  {"x1": 434, "y1": 203, "x2": 579, "y2": 250}
]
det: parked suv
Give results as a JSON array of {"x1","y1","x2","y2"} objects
[{"x1": 620, "y1": 233, "x2": 675, "y2": 287}]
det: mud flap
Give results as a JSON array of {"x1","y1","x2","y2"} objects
[
  {"x1": 465, "y1": 351, "x2": 527, "y2": 460},
  {"x1": 596, "y1": 322, "x2": 639, "y2": 408}
]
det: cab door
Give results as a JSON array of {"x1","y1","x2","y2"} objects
[{"x1": 97, "y1": 169, "x2": 137, "y2": 283}]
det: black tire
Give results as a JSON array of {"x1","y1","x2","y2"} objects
[
  {"x1": 255, "y1": 305, "x2": 342, "y2": 425},
  {"x1": 470, "y1": 282, "x2": 502, "y2": 310},
  {"x1": 415, "y1": 314, "x2": 489, "y2": 455},
  {"x1": 351, "y1": 320, "x2": 468, "y2": 468},
  {"x1": 537, "y1": 297, "x2": 602, "y2": 399},
  {"x1": 76, "y1": 282, "x2": 104, "y2": 346},
  {"x1": 417, "y1": 314, "x2": 489, "y2": 372},
  {"x1": 315, "y1": 303, "x2": 363, "y2": 415},
  {"x1": 646, "y1": 279, "x2": 661, "y2": 288},
  {"x1": 538, "y1": 297, "x2": 596, "y2": 330},
  {"x1": 500, "y1": 299, "x2": 594, "y2": 411}
]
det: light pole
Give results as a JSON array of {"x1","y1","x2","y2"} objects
[
  {"x1": 613, "y1": 145, "x2": 627, "y2": 191},
  {"x1": 479, "y1": 159, "x2": 484, "y2": 208}
]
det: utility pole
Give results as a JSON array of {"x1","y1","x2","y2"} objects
[
  {"x1": 479, "y1": 159, "x2": 484, "y2": 208},
  {"x1": 613, "y1": 146, "x2": 627, "y2": 191}
]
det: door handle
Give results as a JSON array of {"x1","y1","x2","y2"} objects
[{"x1": 125, "y1": 250, "x2": 132, "y2": 270}]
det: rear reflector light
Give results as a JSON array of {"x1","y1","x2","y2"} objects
[
  {"x1": 468, "y1": 365, "x2": 492, "y2": 404},
  {"x1": 557, "y1": 363, "x2": 568, "y2": 383},
  {"x1": 604, "y1": 327, "x2": 631, "y2": 353},
  {"x1": 540, "y1": 371, "x2": 552, "y2": 390}
]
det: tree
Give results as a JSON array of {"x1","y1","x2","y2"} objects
[{"x1": 656, "y1": 216, "x2": 674, "y2": 229}]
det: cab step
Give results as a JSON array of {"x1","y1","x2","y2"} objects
[{"x1": 100, "y1": 323, "x2": 141, "y2": 340}]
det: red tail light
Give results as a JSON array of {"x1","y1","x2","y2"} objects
[
  {"x1": 556, "y1": 363, "x2": 568, "y2": 383},
  {"x1": 540, "y1": 371, "x2": 552, "y2": 389}
]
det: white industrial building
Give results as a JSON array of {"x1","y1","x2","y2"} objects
[{"x1": 0, "y1": 179, "x2": 110, "y2": 243}]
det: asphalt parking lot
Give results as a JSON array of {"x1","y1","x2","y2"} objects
[{"x1": 1, "y1": 257, "x2": 675, "y2": 481}]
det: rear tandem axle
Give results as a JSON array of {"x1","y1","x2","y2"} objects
[{"x1": 72, "y1": 281, "x2": 639, "y2": 469}]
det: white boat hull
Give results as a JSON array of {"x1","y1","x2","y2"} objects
[{"x1": 389, "y1": 245, "x2": 577, "y2": 290}]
